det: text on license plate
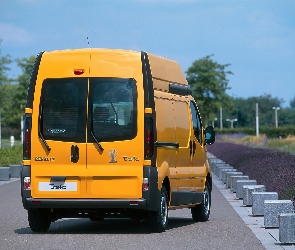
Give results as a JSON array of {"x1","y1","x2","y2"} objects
[{"x1": 38, "y1": 182, "x2": 77, "y2": 191}]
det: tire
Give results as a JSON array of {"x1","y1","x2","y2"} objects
[
  {"x1": 28, "y1": 209, "x2": 51, "y2": 233},
  {"x1": 147, "y1": 186, "x2": 168, "y2": 233},
  {"x1": 191, "y1": 181, "x2": 211, "y2": 222}
]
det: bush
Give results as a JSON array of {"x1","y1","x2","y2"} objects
[{"x1": 0, "y1": 146, "x2": 22, "y2": 166}]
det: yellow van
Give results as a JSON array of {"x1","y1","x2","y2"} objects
[{"x1": 21, "y1": 48, "x2": 215, "y2": 232}]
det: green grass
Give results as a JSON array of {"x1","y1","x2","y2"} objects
[{"x1": 0, "y1": 145, "x2": 22, "y2": 166}]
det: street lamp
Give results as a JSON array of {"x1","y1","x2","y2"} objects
[
  {"x1": 226, "y1": 118, "x2": 238, "y2": 128},
  {"x1": 272, "y1": 107, "x2": 280, "y2": 128}
]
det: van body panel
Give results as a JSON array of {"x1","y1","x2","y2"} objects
[
  {"x1": 86, "y1": 142, "x2": 143, "y2": 199},
  {"x1": 30, "y1": 49, "x2": 144, "y2": 200},
  {"x1": 147, "y1": 53, "x2": 187, "y2": 85},
  {"x1": 86, "y1": 51, "x2": 144, "y2": 199}
]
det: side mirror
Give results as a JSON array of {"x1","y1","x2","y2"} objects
[{"x1": 204, "y1": 126, "x2": 215, "y2": 145}]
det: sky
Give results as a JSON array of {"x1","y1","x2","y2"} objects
[{"x1": 0, "y1": 0, "x2": 295, "y2": 107}]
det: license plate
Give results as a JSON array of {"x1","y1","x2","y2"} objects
[{"x1": 39, "y1": 182, "x2": 77, "y2": 191}]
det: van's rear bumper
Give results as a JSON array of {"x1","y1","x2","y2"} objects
[{"x1": 24, "y1": 198, "x2": 147, "y2": 209}]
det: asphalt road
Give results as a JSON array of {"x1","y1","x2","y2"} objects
[{"x1": 0, "y1": 179, "x2": 268, "y2": 250}]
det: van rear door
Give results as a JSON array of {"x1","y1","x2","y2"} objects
[
  {"x1": 86, "y1": 77, "x2": 143, "y2": 199},
  {"x1": 31, "y1": 78, "x2": 88, "y2": 198}
]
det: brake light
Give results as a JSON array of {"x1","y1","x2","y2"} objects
[
  {"x1": 73, "y1": 69, "x2": 84, "y2": 75},
  {"x1": 142, "y1": 178, "x2": 149, "y2": 191},
  {"x1": 23, "y1": 117, "x2": 31, "y2": 160},
  {"x1": 146, "y1": 129, "x2": 152, "y2": 156},
  {"x1": 24, "y1": 177, "x2": 31, "y2": 190},
  {"x1": 145, "y1": 118, "x2": 154, "y2": 158}
]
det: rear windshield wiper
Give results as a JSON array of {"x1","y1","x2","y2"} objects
[
  {"x1": 90, "y1": 122, "x2": 104, "y2": 152},
  {"x1": 38, "y1": 104, "x2": 51, "y2": 152}
]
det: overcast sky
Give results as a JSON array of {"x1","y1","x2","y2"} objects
[{"x1": 1, "y1": 0, "x2": 294, "y2": 107}]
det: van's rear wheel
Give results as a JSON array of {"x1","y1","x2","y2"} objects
[
  {"x1": 191, "y1": 181, "x2": 211, "y2": 222},
  {"x1": 28, "y1": 209, "x2": 51, "y2": 232},
  {"x1": 147, "y1": 186, "x2": 168, "y2": 233}
]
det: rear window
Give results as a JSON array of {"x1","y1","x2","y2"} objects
[
  {"x1": 40, "y1": 78, "x2": 87, "y2": 142},
  {"x1": 39, "y1": 77, "x2": 137, "y2": 143},
  {"x1": 88, "y1": 78, "x2": 137, "y2": 142}
]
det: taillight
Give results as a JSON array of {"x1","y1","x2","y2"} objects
[
  {"x1": 145, "y1": 118, "x2": 154, "y2": 158},
  {"x1": 23, "y1": 117, "x2": 31, "y2": 160},
  {"x1": 24, "y1": 177, "x2": 31, "y2": 190},
  {"x1": 142, "y1": 178, "x2": 149, "y2": 191}
]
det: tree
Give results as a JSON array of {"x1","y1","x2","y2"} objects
[
  {"x1": 186, "y1": 55, "x2": 233, "y2": 125},
  {"x1": 6, "y1": 56, "x2": 36, "y2": 128},
  {"x1": 290, "y1": 95, "x2": 295, "y2": 110},
  {"x1": 0, "y1": 40, "x2": 12, "y2": 86}
]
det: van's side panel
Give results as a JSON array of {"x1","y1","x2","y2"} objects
[
  {"x1": 154, "y1": 91, "x2": 177, "y2": 192},
  {"x1": 188, "y1": 98, "x2": 207, "y2": 193},
  {"x1": 147, "y1": 54, "x2": 187, "y2": 85}
]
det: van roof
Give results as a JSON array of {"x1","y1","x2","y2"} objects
[{"x1": 42, "y1": 48, "x2": 188, "y2": 86}]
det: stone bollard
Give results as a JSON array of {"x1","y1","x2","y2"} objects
[
  {"x1": 207, "y1": 153, "x2": 216, "y2": 159},
  {"x1": 230, "y1": 175, "x2": 249, "y2": 193},
  {"x1": 222, "y1": 169, "x2": 237, "y2": 184},
  {"x1": 9, "y1": 164, "x2": 23, "y2": 178},
  {"x1": 279, "y1": 213, "x2": 295, "y2": 244},
  {"x1": 236, "y1": 180, "x2": 257, "y2": 199},
  {"x1": 10, "y1": 136, "x2": 15, "y2": 147},
  {"x1": 218, "y1": 166, "x2": 233, "y2": 179},
  {"x1": 211, "y1": 161, "x2": 226, "y2": 174},
  {"x1": 0, "y1": 167, "x2": 10, "y2": 181},
  {"x1": 252, "y1": 192, "x2": 278, "y2": 216},
  {"x1": 214, "y1": 163, "x2": 228, "y2": 175},
  {"x1": 226, "y1": 172, "x2": 243, "y2": 189},
  {"x1": 243, "y1": 185, "x2": 266, "y2": 206},
  {"x1": 264, "y1": 200, "x2": 294, "y2": 228}
]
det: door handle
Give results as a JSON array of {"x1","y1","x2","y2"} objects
[{"x1": 71, "y1": 145, "x2": 79, "y2": 163}]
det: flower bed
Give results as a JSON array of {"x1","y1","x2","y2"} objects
[{"x1": 207, "y1": 141, "x2": 295, "y2": 208}]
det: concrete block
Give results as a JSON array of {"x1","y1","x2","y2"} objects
[
  {"x1": 212, "y1": 161, "x2": 226, "y2": 174},
  {"x1": 0, "y1": 167, "x2": 10, "y2": 181},
  {"x1": 222, "y1": 169, "x2": 237, "y2": 184},
  {"x1": 214, "y1": 163, "x2": 229, "y2": 176},
  {"x1": 9, "y1": 164, "x2": 22, "y2": 178},
  {"x1": 230, "y1": 175, "x2": 249, "y2": 193},
  {"x1": 207, "y1": 153, "x2": 216, "y2": 159},
  {"x1": 218, "y1": 166, "x2": 234, "y2": 179},
  {"x1": 252, "y1": 192, "x2": 278, "y2": 216},
  {"x1": 226, "y1": 172, "x2": 243, "y2": 189},
  {"x1": 264, "y1": 200, "x2": 294, "y2": 228},
  {"x1": 210, "y1": 160, "x2": 225, "y2": 173},
  {"x1": 236, "y1": 180, "x2": 257, "y2": 199},
  {"x1": 279, "y1": 213, "x2": 295, "y2": 244},
  {"x1": 243, "y1": 185, "x2": 266, "y2": 206}
]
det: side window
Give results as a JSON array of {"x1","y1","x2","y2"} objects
[
  {"x1": 40, "y1": 78, "x2": 87, "y2": 142},
  {"x1": 89, "y1": 78, "x2": 137, "y2": 142},
  {"x1": 189, "y1": 101, "x2": 202, "y2": 144}
]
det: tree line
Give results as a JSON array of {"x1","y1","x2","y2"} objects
[{"x1": 0, "y1": 42, "x2": 294, "y2": 139}]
